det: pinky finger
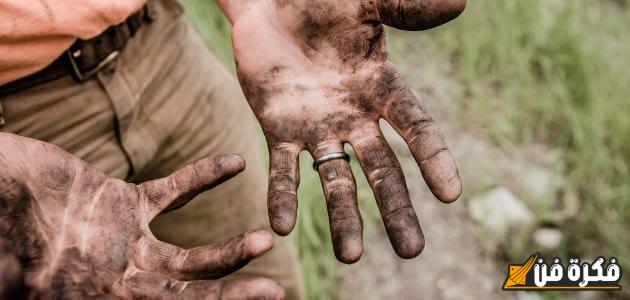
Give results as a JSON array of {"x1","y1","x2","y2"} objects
[{"x1": 383, "y1": 86, "x2": 462, "y2": 203}]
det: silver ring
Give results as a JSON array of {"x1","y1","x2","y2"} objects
[{"x1": 313, "y1": 152, "x2": 351, "y2": 170}]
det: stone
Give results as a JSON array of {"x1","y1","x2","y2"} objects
[
  {"x1": 469, "y1": 187, "x2": 534, "y2": 238},
  {"x1": 520, "y1": 165, "x2": 564, "y2": 201},
  {"x1": 532, "y1": 228, "x2": 562, "y2": 249},
  {"x1": 517, "y1": 291, "x2": 542, "y2": 300}
]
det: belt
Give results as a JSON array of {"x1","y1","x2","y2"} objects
[{"x1": 0, "y1": 5, "x2": 153, "y2": 97}]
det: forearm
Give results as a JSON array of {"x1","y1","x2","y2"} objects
[{"x1": 0, "y1": 133, "x2": 21, "y2": 175}]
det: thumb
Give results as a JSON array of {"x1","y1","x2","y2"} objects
[{"x1": 377, "y1": 0, "x2": 467, "y2": 30}]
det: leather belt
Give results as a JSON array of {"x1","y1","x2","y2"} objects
[{"x1": 0, "y1": 5, "x2": 153, "y2": 97}]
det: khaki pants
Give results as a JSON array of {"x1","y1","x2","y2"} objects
[{"x1": 0, "y1": 0, "x2": 304, "y2": 299}]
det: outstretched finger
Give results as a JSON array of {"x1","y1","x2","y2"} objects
[
  {"x1": 120, "y1": 267, "x2": 284, "y2": 300},
  {"x1": 375, "y1": 0, "x2": 467, "y2": 30},
  {"x1": 135, "y1": 230, "x2": 273, "y2": 281},
  {"x1": 312, "y1": 142, "x2": 363, "y2": 263},
  {"x1": 139, "y1": 154, "x2": 246, "y2": 219},
  {"x1": 267, "y1": 143, "x2": 301, "y2": 236},
  {"x1": 351, "y1": 131, "x2": 424, "y2": 259},
  {"x1": 380, "y1": 71, "x2": 462, "y2": 203}
]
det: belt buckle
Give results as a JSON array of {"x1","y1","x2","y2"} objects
[{"x1": 66, "y1": 50, "x2": 119, "y2": 82}]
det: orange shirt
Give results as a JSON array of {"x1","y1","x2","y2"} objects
[{"x1": 0, "y1": 0, "x2": 147, "y2": 84}]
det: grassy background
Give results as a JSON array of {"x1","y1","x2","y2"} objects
[
  {"x1": 406, "y1": 0, "x2": 630, "y2": 293},
  {"x1": 179, "y1": 0, "x2": 629, "y2": 298}
]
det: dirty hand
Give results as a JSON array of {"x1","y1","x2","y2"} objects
[
  {"x1": 0, "y1": 133, "x2": 284, "y2": 299},
  {"x1": 216, "y1": 0, "x2": 466, "y2": 263}
]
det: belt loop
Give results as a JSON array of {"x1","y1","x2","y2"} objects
[
  {"x1": 0, "y1": 98, "x2": 5, "y2": 128},
  {"x1": 143, "y1": 1, "x2": 156, "y2": 23}
]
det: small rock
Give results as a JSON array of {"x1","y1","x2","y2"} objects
[
  {"x1": 516, "y1": 291, "x2": 542, "y2": 300},
  {"x1": 574, "y1": 291, "x2": 606, "y2": 300},
  {"x1": 532, "y1": 228, "x2": 562, "y2": 249},
  {"x1": 521, "y1": 165, "x2": 564, "y2": 201},
  {"x1": 469, "y1": 187, "x2": 534, "y2": 238}
]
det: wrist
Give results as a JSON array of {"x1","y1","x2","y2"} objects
[
  {"x1": 214, "y1": 0, "x2": 262, "y2": 24},
  {"x1": 0, "y1": 133, "x2": 21, "y2": 176}
]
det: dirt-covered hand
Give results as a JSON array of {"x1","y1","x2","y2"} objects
[
  {"x1": 216, "y1": 0, "x2": 466, "y2": 263},
  {"x1": 0, "y1": 133, "x2": 284, "y2": 299}
]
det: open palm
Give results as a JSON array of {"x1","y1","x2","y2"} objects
[
  {"x1": 222, "y1": 0, "x2": 466, "y2": 263},
  {"x1": 0, "y1": 133, "x2": 283, "y2": 299}
]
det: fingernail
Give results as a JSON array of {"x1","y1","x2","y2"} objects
[
  {"x1": 246, "y1": 230, "x2": 274, "y2": 256},
  {"x1": 421, "y1": 151, "x2": 462, "y2": 203},
  {"x1": 335, "y1": 234, "x2": 363, "y2": 264}
]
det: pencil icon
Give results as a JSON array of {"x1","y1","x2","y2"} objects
[{"x1": 503, "y1": 254, "x2": 538, "y2": 288}]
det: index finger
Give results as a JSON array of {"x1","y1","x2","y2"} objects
[
  {"x1": 121, "y1": 268, "x2": 284, "y2": 300},
  {"x1": 135, "y1": 230, "x2": 274, "y2": 281},
  {"x1": 138, "y1": 154, "x2": 246, "y2": 220}
]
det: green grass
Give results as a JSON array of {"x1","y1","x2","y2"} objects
[
  {"x1": 180, "y1": 0, "x2": 233, "y2": 67},
  {"x1": 453, "y1": 0, "x2": 629, "y2": 283},
  {"x1": 391, "y1": 0, "x2": 630, "y2": 297},
  {"x1": 180, "y1": 0, "x2": 629, "y2": 298}
]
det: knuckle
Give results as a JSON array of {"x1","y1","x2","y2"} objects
[
  {"x1": 382, "y1": 204, "x2": 415, "y2": 221},
  {"x1": 375, "y1": 179, "x2": 410, "y2": 210},
  {"x1": 420, "y1": 148, "x2": 449, "y2": 165},
  {"x1": 325, "y1": 177, "x2": 355, "y2": 190},
  {"x1": 329, "y1": 204, "x2": 359, "y2": 222},
  {"x1": 171, "y1": 248, "x2": 189, "y2": 273},
  {"x1": 271, "y1": 142, "x2": 300, "y2": 153},
  {"x1": 268, "y1": 190, "x2": 297, "y2": 211},
  {"x1": 368, "y1": 165, "x2": 402, "y2": 184},
  {"x1": 405, "y1": 122, "x2": 449, "y2": 161},
  {"x1": 269, "y1": 172, "x2": 297, "y2": 191},
  {"x1": 405, "y1": 119, "x2": 437, "y2": 143}
]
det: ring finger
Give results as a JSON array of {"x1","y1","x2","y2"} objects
[{"x1": 311, "y1": 140, "x2": 363, "y2": 263}]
